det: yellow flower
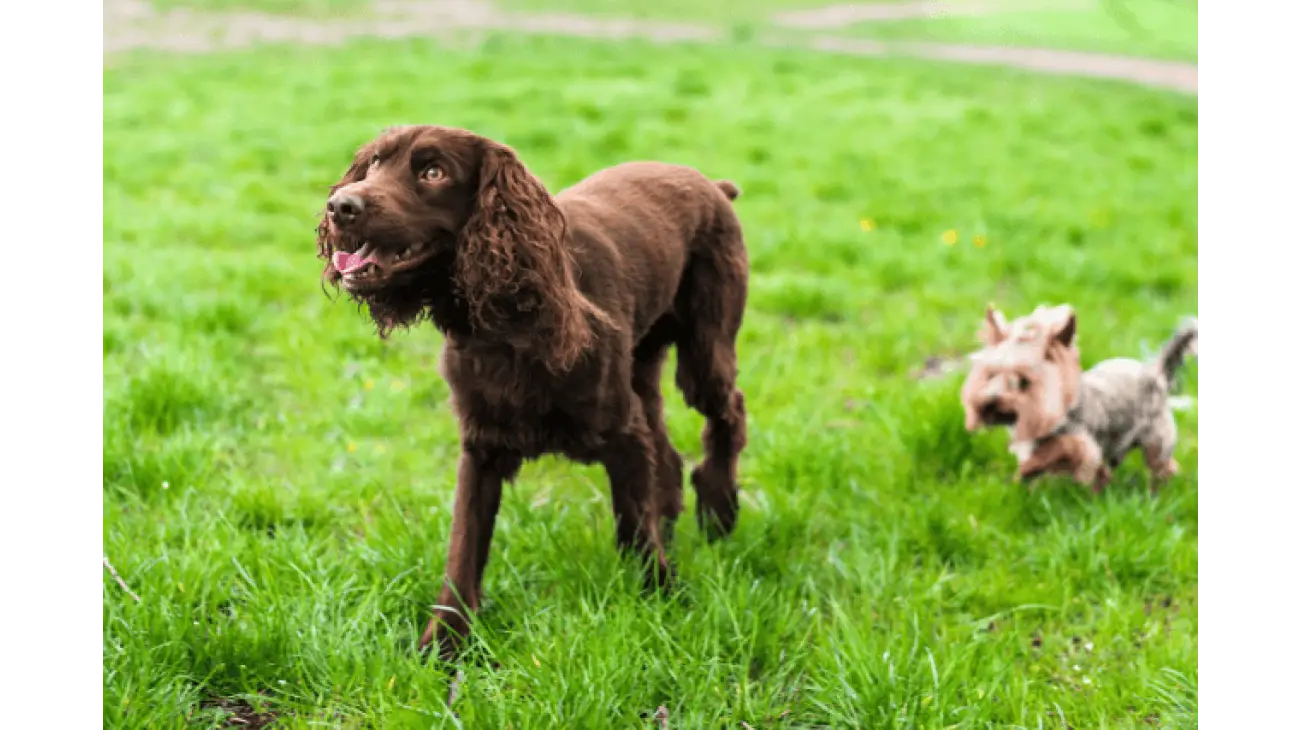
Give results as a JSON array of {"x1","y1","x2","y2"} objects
[
  {"x1": 859, "y1": 218, "x2": 876, "y2": 232},
  {"x1": 364, "y1": 379, "x2": 374, "y2": 391},
  {"x1": 347, "y1": 442, "x2": 357, "y2": 453},
  {"x1": 973, "y1": 234, "x2": 987, "y2": 248},
  {"x1": 942, "y1": 229, "x2": 959, "y2": 245}
]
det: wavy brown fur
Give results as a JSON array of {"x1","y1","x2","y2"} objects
[
  {"x1": 456, "y1": 143, "x2": 605, "y2": 372},
  {"x1": 314, "y1": 125, "x2": 751, "y2": 661}
]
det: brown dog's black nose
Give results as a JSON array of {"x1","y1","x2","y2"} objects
[{"x1": 327, "y1": 192, "x2": 365, "y2": 225}]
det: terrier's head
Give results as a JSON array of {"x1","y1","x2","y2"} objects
[{"x1": 960, "y1": 304, "x2": 1082, "y2": 442}]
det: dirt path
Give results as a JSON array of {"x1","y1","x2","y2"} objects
[
  {"x1": 103, "y1": 0, "x2": 1196, "y2": 94},
  {"x1": 771, "y1": 0, "x2": 1090, "y2": 29},
  {"x1": 797, "y1": 34, "x2": 1196, "y2": 92}
]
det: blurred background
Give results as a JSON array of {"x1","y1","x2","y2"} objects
[{"x1": 104, "y1": 1, "x2": 1197, "y2": 727}]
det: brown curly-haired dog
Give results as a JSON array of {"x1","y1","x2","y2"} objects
[{"x1": 315, "y1": 125, "x2": 750, "y2": 659}]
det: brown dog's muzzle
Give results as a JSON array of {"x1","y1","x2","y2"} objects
[{"x1": 327, "y1": 190, "x2": 365, "y2": 227}]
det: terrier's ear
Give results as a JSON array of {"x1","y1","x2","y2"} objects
[
  {"x1": 978, "y1": 305, "x2": 1009, "y2": 347},
  {"x1": 1045, "y1": 305, "x2": 1077, "y2": 349}
]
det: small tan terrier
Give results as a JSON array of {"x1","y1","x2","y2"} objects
[{"x1": 960, "y1": 304, "x2": 1197, "y2": 493}]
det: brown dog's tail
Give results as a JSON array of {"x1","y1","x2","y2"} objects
[{"x1": 715, "y1": 180, "x2": 741, "y2": 201}]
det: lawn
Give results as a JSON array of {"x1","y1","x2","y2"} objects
[
  {"x1": 846, "y1": 0, "x2": 1198, "y2": 61},
  {"x1": 103, "y1": 32, "x2": 1197, "y2": 729}
]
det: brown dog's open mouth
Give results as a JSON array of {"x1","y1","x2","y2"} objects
[{"x1": 332, "y1": 241, "x2": 436, "y2": 285}]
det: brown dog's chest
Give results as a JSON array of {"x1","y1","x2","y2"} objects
[{"x1": 442, "y1": 347, "x2": 621, "y2": 462}]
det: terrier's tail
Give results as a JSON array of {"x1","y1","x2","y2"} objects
[{"x1": 1155, "y1": 317, "x2": 1198, "y2": 388}]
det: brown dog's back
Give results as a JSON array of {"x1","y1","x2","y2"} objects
[
  {"x1": 557, "y1": 161, "x2": 741, "y2": 243},
  {"x1": 551, "y1": 161, "x2": 747, "y2": 342}
]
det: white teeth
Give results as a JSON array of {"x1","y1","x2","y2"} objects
[{"x1": 396, "y1": 241, "x2": 426, "y2": 262}]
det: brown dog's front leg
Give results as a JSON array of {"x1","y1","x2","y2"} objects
[{"x1": 419, "y1": 447, "x2": 520, "y2": 661}]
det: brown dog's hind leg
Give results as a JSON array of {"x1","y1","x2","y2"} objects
[
  {"x1": 674, "y1": 224, "x2": 749, "y2": 541},
  {"x1": 420, "y1": 447, "x2": 521, "y2": 661}
]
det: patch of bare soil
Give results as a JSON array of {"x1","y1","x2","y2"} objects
[
  {"x1": 104, "y1": 0, "x2": 716, "y2": 55},
  {"x1": 199, "y1": 696, "x2": 279, "y2": 728},
  {"x1": 798, "y1": 34, "x2": 1197, "y2": 92},
  {"x1": 772, "y1": 0, "x2": 1089, "y2": 30}
]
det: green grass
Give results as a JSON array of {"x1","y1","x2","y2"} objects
[
  {"x1": 104, "y1": 33, "x2": 1197, "y2": 729},
  {"x1": 848, "y1": 0, "x2": 1198, "y2": 61}
]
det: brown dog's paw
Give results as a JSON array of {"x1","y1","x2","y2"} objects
[
  {"x1": 641, "y1": 556, "x2": 677, "y2": 595},
  {"x1": 691, "y1": 466, "x2": 739, "y2": 541},
  {"x1": 696, "y1": 509, "x2": 738, "y2": 542},
  {"x1": 418, "y1": 610, "x2": 471, "y2": 664}
]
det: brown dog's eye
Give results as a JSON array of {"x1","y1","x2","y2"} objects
[
  {"x1": 421, "y1": 165, "x2": 446, "y2": 182},
  {"x1": 1016, "y1": 375, "x2": 1030, "y2": 391}
]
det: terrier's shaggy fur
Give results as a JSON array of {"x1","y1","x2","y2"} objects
[{"x1": 960, "y1": 304, "x2": 1197, "y2": 492}]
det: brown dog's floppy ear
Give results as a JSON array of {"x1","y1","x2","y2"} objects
[
  {"x1": 457, "y1": 138, "x2": 608, "y2": 372},
  {"x1": 978, "y1": 305, "x2": 1008, "y2": 347}
]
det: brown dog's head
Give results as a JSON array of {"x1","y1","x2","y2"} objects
[
  {"x1": 960, "y1": 304, "x2": 1082, "y2": 442},
  {"x1": 315, "y1": 125, "x2": 600, "y2": 372}
]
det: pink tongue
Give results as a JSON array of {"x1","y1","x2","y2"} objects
[{"x1": 332, "y1": 250, "x2": 376, "y2": 274}]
